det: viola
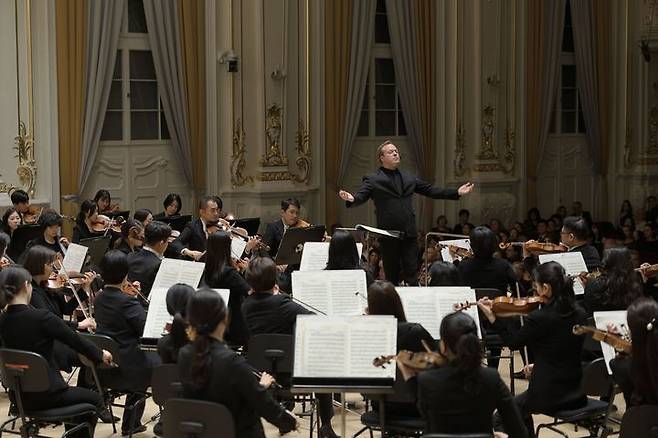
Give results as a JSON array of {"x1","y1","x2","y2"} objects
[
  {"x1": 572, "y1": 325, "x2": 631, "y2": 355},
  {"x1": 373, "y1": 340, "x2": 446, "y2": 370},
  {"x1": 636, "y1": 263, "x2": 658, "y2": 279},
  {"x1": 455, "y1": 295, "x2": 547, "y2": 316},
  {"x1": 499, "y1": 241, "x2": 568, "y2": 254}
]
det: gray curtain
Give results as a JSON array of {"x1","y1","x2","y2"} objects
[
  {"x1": 336, "y1": 0, "x2": 376, "y2": 185},
  {"x1": 570, "y1": 0, "x2": 603, "y2": 175},
  {"x1": 143, "y1": 0, "x2": 194, "y2": 188},
  {"x1": 536, "y1": 0, "x2": 566, "y2": 173},
  {"x1": 78, "y1": 0, "x2": 125, "y2": 193}
]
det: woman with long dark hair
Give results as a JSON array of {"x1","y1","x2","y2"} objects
[
  {"x1": 202, "y1": 231, "x2": 250, "y2": 346},
  {"x1": 2, "y1": 207, "x2": 22, "y2": 260},
  {"x1": 478, "y1": 261, "x2": 587, "y2": 436},
  {"x1": 154, "y1": 193, "x2": 182, "y2": 220},
  {"x1": 114, "y1": 219, "x2": 144, "y2": 255},
  {"x1": 157, "y1": 283, "x2": 195, "y2": 364},
  {"x1": 398, "y1": 311, "x2": 526, "y2": 437},
  {"x1": 73, "y1": 199, "x2": 102, "y2": 243},
  {"x1": 326, "y1": 229, "x2": 374, "y2": 287},
  {"x1": 179, "y1": 288, "x2": 297, "y2": 438}
]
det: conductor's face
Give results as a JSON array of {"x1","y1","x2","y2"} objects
[{"x1": 379, "y1": 143, "x2": 400, "y2": 169}]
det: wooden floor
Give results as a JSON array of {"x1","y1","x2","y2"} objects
[{"x1": 0, "y1": 350, "x2": 623, "y2": 437}]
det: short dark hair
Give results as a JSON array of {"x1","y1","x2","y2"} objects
[
  {"x1": 281, "y1": 198, "x2": 300, "y2": 211},
  {"x1": 562, "y1": 216, "x2": 590, "y2": 240},
  {"x1": 163, "y1": 193, "x2": 182, "y2": 214},
  {"x1": 38, "y1": 210, "x2": 62, "y2": 228},
  {"x1": 367, "y1": 280, "x2": 406, "y2": 322},
  {"x1": 458, "y1": 209, "x2": 470, "y2": 217},
  {"x1": 428, "y1": 261, "x2": 459, "y2": 286},
  {"x1": 0, "y1": 266, "x2": 32, "y2": 307},
  {"x1": 100, "y1": 250, "x2": 129, "y2": 284},
  {"x1": 10, "y1": 189, "x2": 29, "y2": 205},
  {"x1": 93, "y1": 189, "x2": 111, "y2": 204},
  {"x1": 198, "y1": 195, "x2": 219, "y2": 210},
  {"x1": 245, "y1": 257, "x2": 278, "y2": 293},
  {"x1": 470, "y1": 226, "x2": 498, "y2": 259},
  {"x1": 134, "y1": 208, "x2": 152, "y2": 223},
  {"x1": 76, "y1": 200, "x2": 97, "y2": 227},
  {"x1": 22, "y1": 245, "x2": 56, "y2": 277},
  {"x1": 144, "y1": 221, "x2": 171, "y2": 246}
]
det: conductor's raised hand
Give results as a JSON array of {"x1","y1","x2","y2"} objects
[
  {"x1": 457, "y1": 182, "x2": 475, "y2": 196},
  {"x1": 338, "y1": 189, "x2": 354, "y2": 202}
]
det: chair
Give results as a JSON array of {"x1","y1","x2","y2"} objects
[
  {"x1": 422, "y1": 434, "x2": 493, "y2": 438},
  {"x1": 164, "y1": 398, "x2": 235, "y2": 438},
  {"x1": 150, "y1": 364, "x2": 181, "y2": 428},
  {"x1": 619, "y1": 405, "x2": 658, "y2": 438},
  {"x1": 0, "y1": 348, "x2": 97, "y2": 437},
  {"x1": 536, "y1": 358, "x2": 616, "y2": 437}
]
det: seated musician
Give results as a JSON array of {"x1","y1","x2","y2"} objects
[
  {"x1": 93, "y1": 189, "x2": 117, "y2": 215},
  {"x1": 2, "y1": 208, "x2": 21, "y2": 260},
  {"x1": 94, "y1": 250, "x2": 161, "y2": 435},
  {"x1": 10, "y1": 189, "x2": 30, "y2": 224},
  {"x1": 134, "y1": 208, "x2": 153, "y2": 227},
  {"x1": 398, "y1": 311, "x2": 527, "y2": 437},
  {"x1": 262, "y1": 198, "x2": 303, "y2": 259},
  {"x1": 73, "y1": 200, "x2": 104, "y2": 243},
  {"x1": 127, "y1": 221, "x2": 171, "y2": 298},
  {"x1": 170, "y1": 195, "x2": 222, "y2": 261},
  {"x1": 114, "y1": 219, "x2": 144, "y2": 255},
  {"x1": 427, "y1": 261, "x2": 459, "y2": 286},
  {"x1": 25, "y1": 210, "x2": 70, "y2": 258},
  {"x1": 326, "y1": 229, "x2": 374, "y2": 287},
  {"x1": 179, "y1": 288, "x2": 297, "y2": 438},
  {"x1": 153, "y1": 193, "x2": 182, "y2": 220},
  {"x1": 0, "y1": 232, "x2": 11, "y2": 267},
  {"x1": 0, "y1": 266, "x2": 112, "y2": 438},
  {"x1": 477, "y1": 261, "x2": 587, "y2": 436},
  {"x1": 241, "y1": 256, "x2": 338, "y2": 438},
  {"x1": 583, "y1": 247, "x2": 643, "y2": 315},
  {"x1": 157, "y1": 283, "x2": 195, "y2": 364}
]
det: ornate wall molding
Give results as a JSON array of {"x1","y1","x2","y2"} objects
[
  {"x1": 649, "y1": 105, "x2": 658, "y2": 154},
  {"x1": 478, "y1": 104, "x2": 498, "y2": 160},
  {"x1": 260, "y1": 103, "x2": 289, "y2": 166},
  {"x1": 454, "y1": 119, "x2": 467, "y2": 177},
  {"x1": 231, "y1": 119, "x2": 254, "y2": 188},
  {"x1": 501, "y1": 119, "x2": 516, "y2": 175},
  {"x1": 290, "y1": 118, "x2": 311, "y2": 184},
  {"x1": 260, "y1": 170, "x2": 293, "y2": 182},
  {"x1": 12, "y1": 121, "x2": 37, "y2": 196}
]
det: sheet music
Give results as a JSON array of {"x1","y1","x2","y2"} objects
[
  {"x1": 593, "y1": 310, "x2": 628, "y2": 375},
  {"x1": 355, "y1": 224, "x2": 400, "y2": 239},
  {"x1": 438, "y1": 238, "x2": 472, "y2": 263},
  {"x1": 143, "y1": 287, "x2": 230, "y2": 339},
  {"x1": 397, "y1": 287, "x2": 482, "y2": 339},
  {"x1": 62, "y1": 243, "x2": 88, "y2": 273},
  {"x1": 151, "y1": 258, "x2": 205, "y2": 290},
  {"x1": 299, "y1": 242, "x2": 363, "y2": 271},
  {"x1": 292, "y1": 270, "x2": 367, "y2": 315},
  {"x1": 538, "y1": 252, "x2": 587, "y2": 295},
  {"x1": 293, "y1": 315, "x2": 396, "y2": 379},
  {"x1": 230, "y1": 237, "x2": 248, "y2": 259}
]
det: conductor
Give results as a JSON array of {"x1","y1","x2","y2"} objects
[{"x1": 339, "y1": 141, "x2": 474, "y2": 285}]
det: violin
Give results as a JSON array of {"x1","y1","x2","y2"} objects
[
  {"x1": 208, "y1": 218, "x2": 271, "y2": 253},
  {"x1": 572, "y1": 325, "x2": 632, "y2": 355},
  {"x1": 47, "y1": 273, "x2": 86, "y2": 290},
  {"x1": 499, "y1": 241, "x2": 568, "y2": 254},
  {"x1": 23, "y1": 206, "x2": 43, "y2": 224},
  {"x1": 636, "y1": 263, "x2": 658, "y2": 279},
  {"x1": 373, "y1": 340, "x2": 446, "y2": 370},
  {"x1": 439, "y1": 244, "x2": 473, "y2": 259},
  {"x1": 574, "y1": 270, "x2": 602, "y2": 285},
  {"x1": 455, "y1": 295, "x2": 547, "y2": 316},
  {"x1": 122, "y1": 281, "x2": 150, "y2": 305},
  {"x1": 91, "y1": 215, "x2": 124, "y2": 234}
]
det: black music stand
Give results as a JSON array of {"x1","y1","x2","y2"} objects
[
  {"x1": 7, "y1": 224, "x2": 43, "y2": 261},
  {"x1": 274, "y1": 225, "x2": 326, "y2": 266},
  {"x1": 161, "y1": 215, "x2": 191, "y2": 232},
  {"x1": 335, "y1": 227, "x2": 366, "y2": 243},
  {"x1": 107, "y1": 210, "x2": 130, "y2": 220},
  {"x1": 79, "y1": 236, "x2": 112, "y2": 267},
  {"x1": 232, "y1": 217, "x2": 261, "y2": 236}
]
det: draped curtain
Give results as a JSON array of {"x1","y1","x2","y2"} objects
[{"x1": 78, "y1": 0, "x2": 124, "y2": 193}]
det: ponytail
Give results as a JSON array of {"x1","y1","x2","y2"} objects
[
  {"x1": 533, "y1": 261, "x2": 576, "y2": 317},
  {"x1": 440, "y1": 312, "x2": 483, "y2": 394},
  {"x1": 0, "y1": 266, "x2": 32, "y2": 307},
  {"x1": 164, "y1": 284, "x2": 195, "y2": 362}
]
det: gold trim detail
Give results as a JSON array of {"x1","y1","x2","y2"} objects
[
  {"x1": 11, "y1": 121, "x2": 37, "y2": 196},
  {"x1": 474, "y1": 162, "x2": 501, "y2": 172},
  {"x1": 454, "y1": 119, "x2": 466, "y2": 177},
  {"x1": 260, "y1": 171, "x2": 292, "y2": 182},
  {"x1": 261, "y1": 103, "x2": 289, "y2": 166},
  {"x1": 501, "y1": 119, "x2": 515, "y2": 175},
  {"x1": 231, "y1": 119, "x2": 254, "y2": 188},
  {"x1": 290, "y1": 118, "x2": 311, "y2": 184},
  {"x1": 478, "y1": 104, "x2": 498, "y2": 160}
]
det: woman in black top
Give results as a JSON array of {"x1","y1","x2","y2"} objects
[
  {"x1": 428, "y1": 261, "x2": 460, "y2": 286},
  {"x1": 325, "y1": 229, "x2": 374, "y2": 287},
  {"x1": 583, "y1": 247, "x2": 643, "y2": 315},
  {"x1": 73, "y1": 200, "x2": 103, "y2": 243},
  {"x1": 179, "y1": 288, "x2": 297, "y2": 438},
  {"x1": 478, "y1": 261, "x2": 587, "y2": 436},
  {"x1": 0, "y1": 266, "x2": 112, "y2": 438},
  {"x1": 157, "y1": 283, "x2": 195, "y2": 364},
  {"x1": 93, "y1": 189, "x2": 115, "y2": 215},
  {"x1": 153, "y1": 193, "x2": 182, "y2": 220},
  {"x1": 202, "y1": 231, "x2": 250, "y2": 346},
  {"x1": 25, "y1": 210, "x2": 69, "y2": 259},
  {"x1": 398, "y1": 311, "x2": 526, "y2": 437},
  {"x1": 2, "y1": 208, "x2": 21, "y2": 261},
  {"x1": 113, "y1": 219, "x2": 144, "y2": 255},
  {"x1": 134, "y1": 208, "x2": 153, "y2": 227}
]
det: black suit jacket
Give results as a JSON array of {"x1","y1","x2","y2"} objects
[
  {"x1": 410, "y1": 364, "x2": 527, "y2": 437},
  {"x1": 202, "y1": 266, "x2": 251, "y2": 346},
  {"x1": 127, "y1": 248, "x2": 162, "y2": 296},
  {"x1": 179, "y1": 340, "x2": 296, "y2": 438},
  {"x1": 494, "y1": 301, "x2": 587, "y2": 413},
  {"x1": 0, "y1": 304, "x2": 103, "y2": 393},
  {"x1": 242, "y1": 292, "x2": 313, "y2": 336},
  {"x1": 262, "y1": 219, "x2": 285, "y2": 258},
  {"x1": 347, "y1": 167, "x2": 460, "y2": 236},
  {"x1": 170, "y1": 219, "x2": 207, "y2": 256},
  {"x1": 569, "y1": 244, "x2": 602, "y2": 272},
  {"x1": 457, "y1": 257, "x2": 518, "y2": 293}
]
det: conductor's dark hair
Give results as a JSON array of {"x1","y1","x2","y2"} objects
[
  {"x1": 428, "y1": 261, "x2": 459, "y2": 286},
  {"x1": 198, "y1": 195, "x2": 220, "y2": 211},
  {"x1": 93, "y1": 189, "x2": 111, "y2": 204},
  {"x1": 187, "y1": 288, "x2": 228, "y2": 389},
  {"x1": 163, "y1": 193, "x2": 182, "y2": 214},
  {"x1": 627, "y1": 297, "x2": 658, "y2": 405},
  {"x1": 367, "y1": 280, "x2": 406, "y2": 322},
  {"x1": 470, "y1": 226, "x2": 498, "y2": 259},
  {"x1": 0, "y1": 266, "x2": 32, "y2": 308},
  {"x1": 134, "y1": 209, "x2": 152, "y2": 223},
  {"x1": 165, "y1": 283, "x2": 195, "y2": 363},
  {"x1": 326, "y1": 230, "x2": 360, "y2": 270},
  {"x1": 562, "y1": 216, "x2": 590, "y2": 241},
  {"x1": 38, "y1": 210, "x2": 62, "y2": 228},
  {"x1": 440, "y1": 312, "x2": 483, "y2": 393},
  {"x1": 100, "y1": 250, "x2": 129, "y2": 284},
  {"x1": 245, "y1": 256, "x2": 278, "y2": 293},
  {"x1": 144, "y1": 221, "x2": 171, "y2": 246},
  {"x1": 0, "y1": 232, "x2": 10, "y2": 257},
  {"x1": 76, "y1": 200, "x2": 97, "y2": 228},
  {"x1": 532, "y1": 261, "x2": 576, "y2": 317},
  {"x1": 204, "y1": 232, "x2": 231, "y2": 286},
  {"x1": 281, "y1": 198, "x2": 300, "y2": 211},
  {"x1": 22, "y1": 245, "x2": 56, "y2": 278},
  {"x1": 10, "y1": 189, "x2": 29, "y2": 205}
]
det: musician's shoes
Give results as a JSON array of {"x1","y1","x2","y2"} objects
[
  {"x1": 121, "y1": 424, "x2": 147, "y2": 436},
  {"x1": 319, "y1": 424, "x2": 340, "y2": 438},
  {"x1": 97, "y1": 408, "x2": 119, "y2": 423},
  {"x1": 152, "y1": 420, "x2": 163, "y2": 436}
]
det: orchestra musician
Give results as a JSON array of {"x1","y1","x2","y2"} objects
[
  {"x1": 170, "y1": 195, "x2": 222, "y2": 261},
  {"x1": 262, "y1": 198, "x2": 304, "y2": 259},
  {"x1": 93, "y1": 189, "x2": 118, "y2": 214},
  {"x1": 134, "y1": 208, "x2": 154, "y2": 227},
  {"x1": 397, "y1": 311, "x2": 527, "y2": 437},
  {"x1": 179, "y1": 288, "x2": 298, "y2": 438},
  {"x1": 427, "y1": 261, "x2": 460, "y2": 286},
  {"x1": 10, "y1": 189, "x2": 30, "y2": 224},
  {"x1": 338, "y1": 140, "x2": 474, "y2": 285},
  {"x1": 94, "y1": 250, "x2": 161, "y2": 435},
  {"x1": 2, "y1": 208, "x2": 21, "y2": 261},
  {"x1": 153, "y1": 193, "x2": 182, "y2": 220},
  {"x1": 114, "y1": 219, "x2": 145, "y2": 255},
  {"x1": 0, "y1": 232, "x2": 11, "y2": 268},
  {"x1": 25, "y1": 210, "x2": 70, "y2": 258},
  {"x1": 73, "y1": 200, "x2": 104, "y2": 243},
  {"x1": 127, "y1": 221, "x2": 171, "y2": 298},
  {"x1": 325, "y1": 229, "x2": 374, "y2": 288},
  {"x1": 157, "y1": 283, "x2": 195, "y2": 364},
  {"x1": 0, "y1": 266, "x2": 112, "y2": 438}
]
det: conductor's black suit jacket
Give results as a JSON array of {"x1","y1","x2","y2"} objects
[{"x1": 346, "y1": 167, "x2": 460, "y2": 237}]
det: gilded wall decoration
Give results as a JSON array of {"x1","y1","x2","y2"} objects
[
  {"x1": 12, "y1": 121, "x2": 37, "y2": 196},
  {"x1": 454, "y1": 120, "x2": 467, "y2": 177},
  {"x1": 478, "y1": 105, "x2": 499, "y2": 160},
  {"x1": 290, "y1": 118, "x2": 311, "y2": 185},
  {"x1": 500, "y1": 119, "x2": 516, "y2": 175},
  {"x1": 260, "y1": 103, "x2": 289, "y2": 166},
  {"x1": 231, "y1": 119, "x2": 254, "y2": 188},
  {"x1": 648, "y1": 105, "x2": 658, "y2": 154},
  {"x1": 260, "y1": 170, "x2": 293, "y2": 182}
]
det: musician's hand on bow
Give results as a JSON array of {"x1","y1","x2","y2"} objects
[
  {"x1": 78, "y1": 317, "x2": 96, "y2": 332},
  {"x1": 476, "y1": 297, "x2": 496, "y2": 323},
  {"x1": 185, "y1": 249, "x2": 204, "y2": 261},
  {"x1": 259, "y1": 372, "x2": 276, "y2": 389},
  {"x1": 396, "y1": 358, "x2": 417, "y2": 381},
  {"x1": 639, "y1": 262, "x2": 651, "y2": 283},
  {"x1": 457, "y1": 182, "x2": 475, "y2": 196},
  {"x1": 59, "y1": 237, "x2": 70, "y2": 248},
  {"x1": 522, "y1": 239, "x2": 538, "y2": 258},
  {"x1": 338, "y1": 189, "x2": 354, "y2": 202},
  {"x1": 102, "y1": 349, "x2": 113, "y2": 365},
  {"x1": 245, "y1": 236, "x2": 259, "y2": 253},
  {"x1": 522, "y1": 363, "x2": 534, "y2": 379}
]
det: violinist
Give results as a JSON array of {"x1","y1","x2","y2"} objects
[
  {"x1": 0, "y1": 232, "x2": 11, "y2": 269},
  {"x1": 93, "y1": 189, "x2": 118, "y2": 215},
  {"x1": 134, "y1": 208, "x2": 154, "y2": 227},
  {"x1": 427, "y1": 261, "x2": 460, "y2": 286},
  {"x1": 325, "y1": 229, "x2": 374, "y2": 288},
  {"x1": 9, "y1": 188, "x2": 30, "y2": 224},
  {"x1": 477, "y1": 261, "x2": 587, "y2": 436},
  {"x1": 2, "y1": 208, "x2": 21, "y2": 261},
  {"x1": 114, "y1": 219, "x2": 145, "y2": 255},
  {"x1": 557, "y1": 216, "x2": 601, "y2": 271},
  {"x1": 262, "y1": 198, "x2": 303, "y2": 259},
  {"x1": 72, "y1": 199, "x2": 104, "y2": 243},
  {"x1": 94, "y1": 250, "x2": 161, "y2": 435},
  {"x1": 0, "y1": 266, "x2": 112, "y2": 438},
  {"x1": 397, "y1": 311, "x2": 526, "y2": 437},
  {"x1": 153, "y1": 192, "x2": 182, "y2": 220},
  {"x1": 25, "y1": 210, "x2": 70, "y2": 258},
  {"x1": 127, "y1": 221, "x2": 171, "y2": 298},
  {"x1": 171, "y1": 195, "x2": 221, "y2": 261}
]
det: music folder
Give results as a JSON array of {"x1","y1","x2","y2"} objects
[
  {"x1": 160, "y1": 214, "x2": 192, "y2": 232},
  {"x1": 8, "y1": 224, "x2": 43, "y2": 259},
  {"x1": 79, "y1": 236, "x2": 112, "y2": 267},
  {"x1": 355, "y1": 224, "x2": 401, "y2": 239},
  {"x1": 274, "y1": 225, "x2": 326, "y2": 266},
  {"x1": 232, "y1": 217, "x2": 261, "y2": 236}
]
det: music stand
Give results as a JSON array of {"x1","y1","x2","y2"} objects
[
  {"x1": 8, "y1": 224, "x2": 43, "y2": 260},
  {"x1": 161, "y1": 214, "x2": 191, "y2": 232},
  {"x1": 232, "y1": 217, "x2": 261, "y2": 236},
  {"x1": 274, "y1": 225, "x2": 326, "y2": 266},
  {"x1": 335, "y1": 227, "x2": 365, "y2": 243},
  {"x1": 107, "y1": 210, "x2": 130, "y2": 220},
  {"x1": 79, "y1": 236, "x2": 111, "y2": 267}
]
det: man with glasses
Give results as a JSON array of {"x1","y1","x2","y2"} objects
[
  {"x1": 559, "y1": 216, "x2": 601, "y2": 272},
  {"x1": 171, "y1": 195, "x2": 222, "y2": 261}
]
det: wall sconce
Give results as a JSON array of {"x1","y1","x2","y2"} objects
[
  {"x1": 271, "y1": 65, "x2": 287, "y2": 80},
  {"x1": 486, "y1": 73, "x2": 500, "y2": 88},
  {"x1": 218, "y1": 50, "x2": 239, "y2": 73}
]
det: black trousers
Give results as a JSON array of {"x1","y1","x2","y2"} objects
[
  {"x1": 380, "y1": 236, "x2": 419, "y2": 286},
  {"x1": 20, "y1": 386, "x2": 103, "y2": 438}
]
